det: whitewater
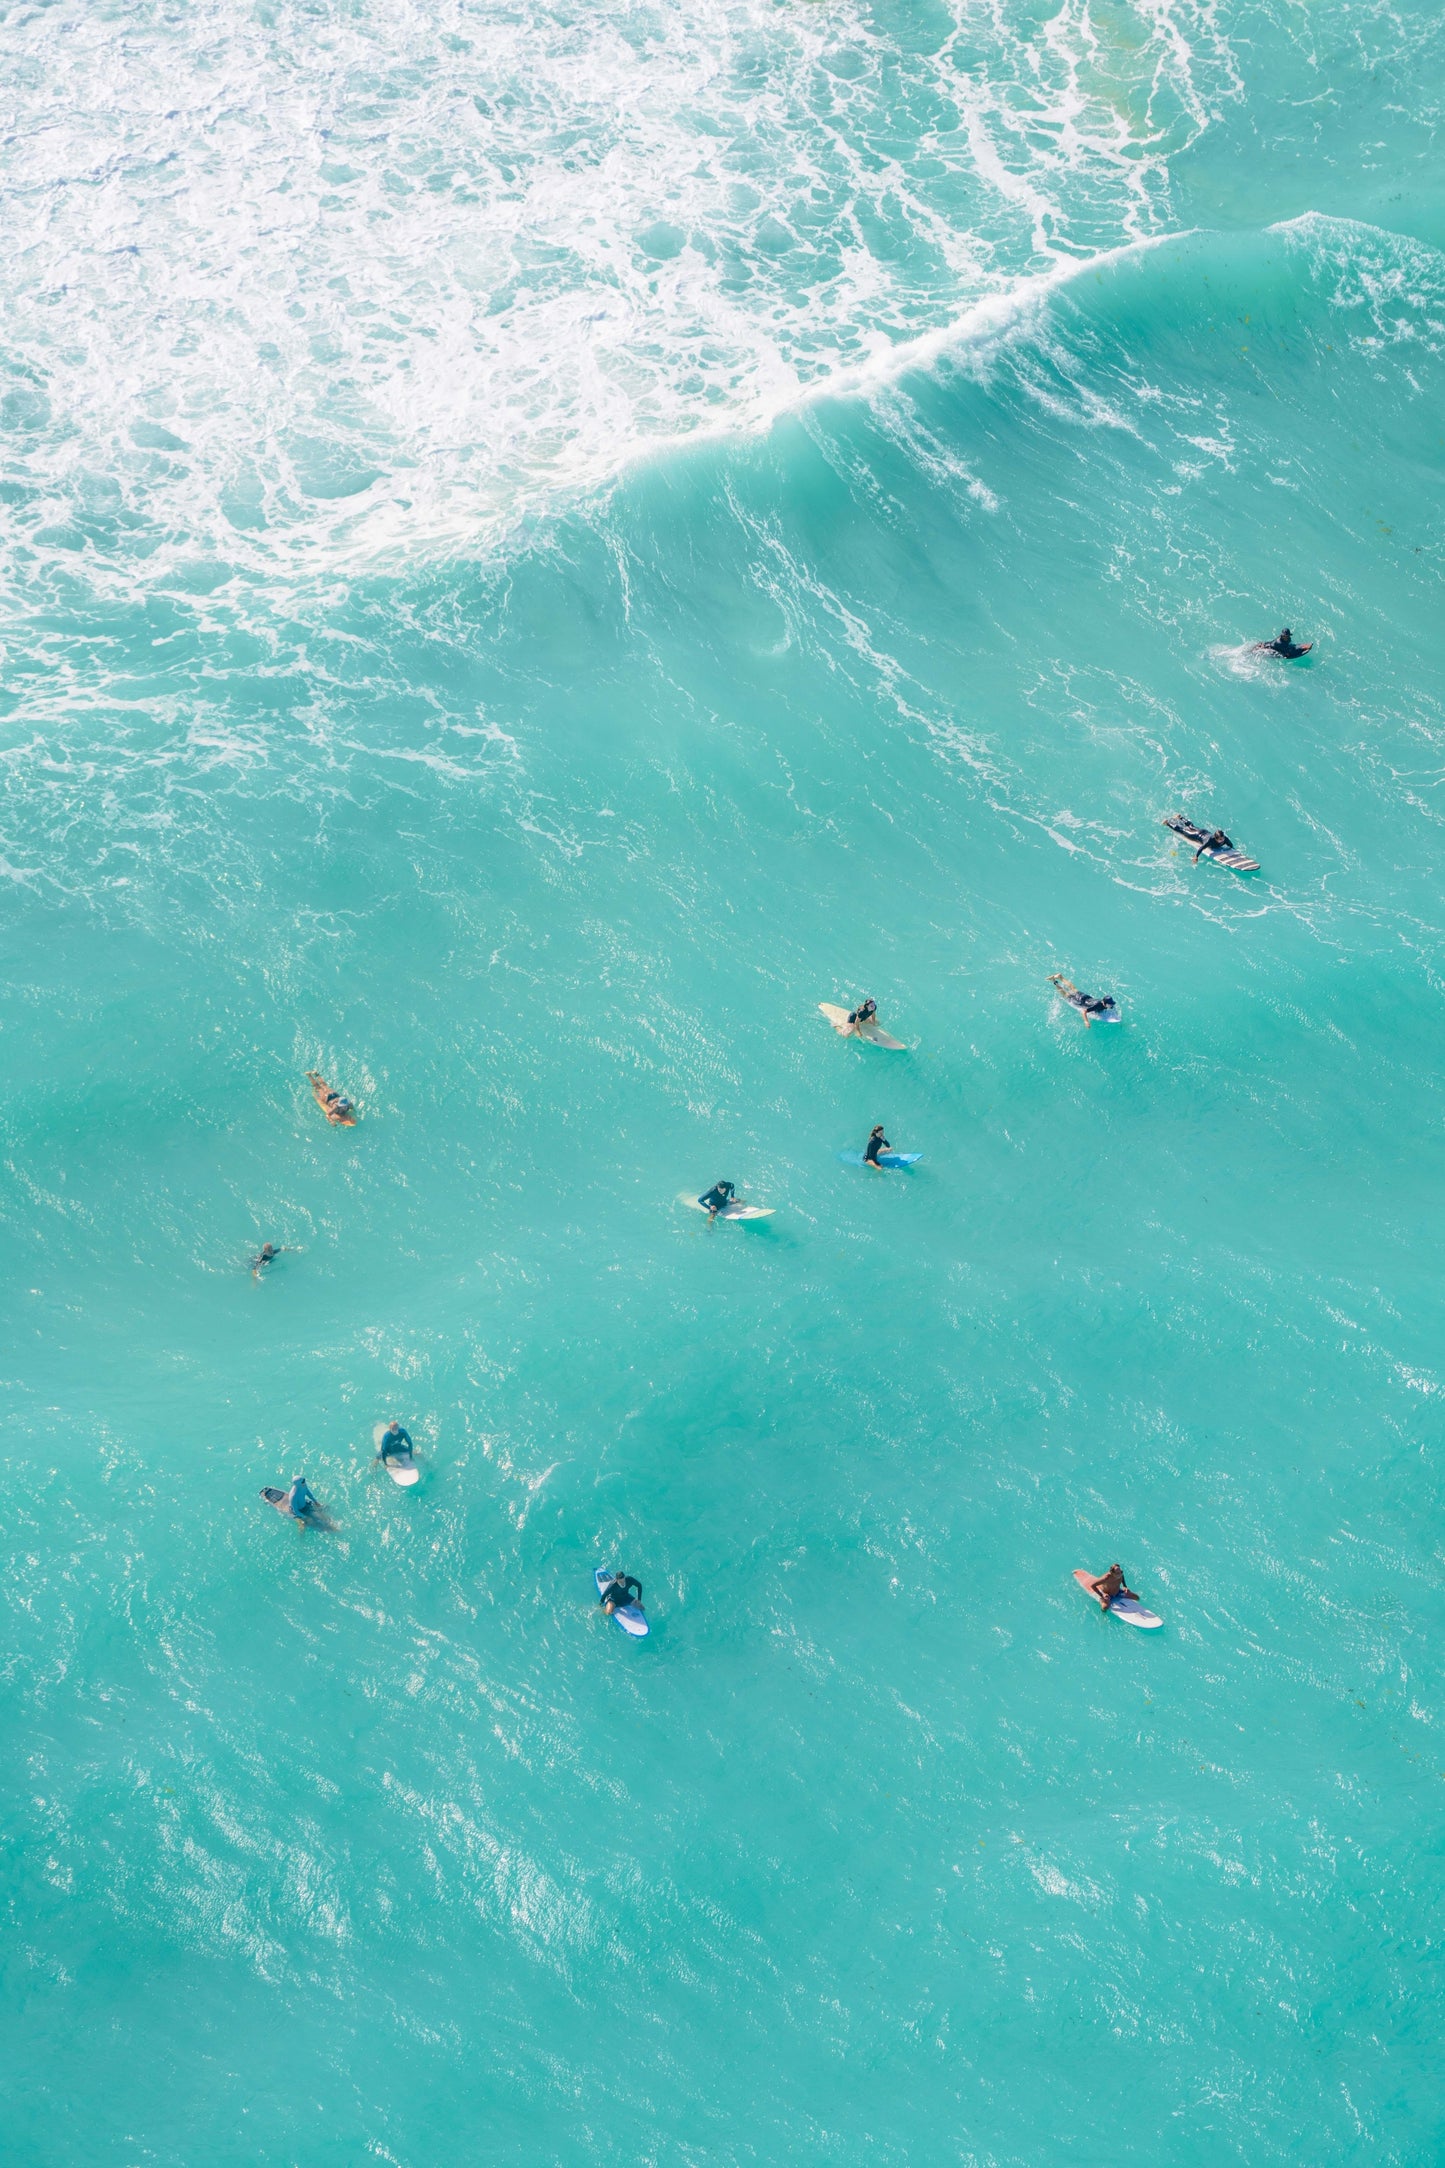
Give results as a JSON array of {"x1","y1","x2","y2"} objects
[{"x1": 4, "y1": 0, "x2": 1445, "y2": 2161}]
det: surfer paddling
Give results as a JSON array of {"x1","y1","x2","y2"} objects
[
  {"x1": 306, "y1": 1071, "x2": 357, "y2": 1126},
  {"x1": 1049, "y1": 975, "x2": 1119, "y2": 1028},
  {"x1": 1193, "y1": 827, "x2": 1232, "y2": 864},
  {"x1": 249, "y1": 1241, "x2": 295, "y2": 1279},
  {"x1": 1086, "y1": 1564, "x2": 1138, "y2": 1611},
  {"x1": 1255, "y1": 626, "x2": 1312, "y2": 660}
]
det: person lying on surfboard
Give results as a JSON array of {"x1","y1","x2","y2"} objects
[
  {"x1": 1257, "y1": 626, "x2": 1312, "y2": 659},
  {"x1": 599, "y1": 1572, "x2": 643, "y2": 1616},
  {"x1": 1194, "y1": 828, "x2": 1232, "y2": 864},
  {"x1": 846, "y1": 998, "x2": 879, "y2": 1033},
  {"x1": 863, "y1": 1125, "x2": 891, "y2": 1168},
  {"x1": 698, "y1": 1180, "x2": 736, "y2": 1220},
  {"x1": 1087, "y1": 1564, "x2": 1138, "y2": 1610},
  {"x1": 375, "y1": 1419, "x2": 414, "y2": 1467},
  {"x1": 1049, "y1": 976, "x2": 1118, "y2": 1027},
  {"x1": 306, "y1": 1070, "x2": 357, "y2": 1125}
]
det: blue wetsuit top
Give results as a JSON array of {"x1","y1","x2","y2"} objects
[{"x1": 380, "y1": 1426, "x2": 413, "y2": 1459}]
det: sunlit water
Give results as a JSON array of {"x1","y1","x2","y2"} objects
[{"x1": 4, "y1": 2, "x2": 1445, "y2": 2161}]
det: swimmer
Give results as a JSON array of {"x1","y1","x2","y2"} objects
[
  {"x1": 1194, "y1": 828, "x2": 1232, "y2": 864},
  {"x1": 697, "y1": 1180, "x2": 736, "y2": 1220},
  {"x1": 1049, "y1": 976, "x2": 1119, "y2": 1027},
  {"x1": 846, "y1": 998, "x2": 879, "y2": 1034},
  {"x1": 863, "y1": 1124, "x2": 891, "y2": 1168},
  {"x1": 306, "y1": 1071, "x2": 357, "y2": 1126},
  {"x1": 1087, "y1": 1563, "x2": 1138, "y2": 1611},
  {"x1": 375, "y1": 1418, "x2": 414, "y2": 1467},
  {"x1": 249, "y1": 1242, "x2": 294, "y2": 1278},
  {"x1": 1256, "y1": 627, "x2": 1313, "y2": 660},
  {"x1": 599, "y1": 1572, "x2": 643, "y2": 1617}
]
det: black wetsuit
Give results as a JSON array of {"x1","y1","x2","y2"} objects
[
  {"x1": 379, "y1": 1425, "x2": 413, "y2": 1461},
  {"x1": 864, "y1": 1132, "x2": 890, "y2": 1165},
  {"x1": 601, "y1": 1575, "x2": 642, "y2": 1611},
  {"x1": 1266, "y1": 631, "x2": 1309, "y2": 659},
  {"x1": 1081, "y1": 998, "x2": 1116, "y2": 1019},
  {"x1": 698, "y1": 1185, "x2": 735, "y2": 1214},
  {"x1": 848, "y1": 1002, "x2": 877, "y2": 1027}
]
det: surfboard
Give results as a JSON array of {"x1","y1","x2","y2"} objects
[
  {"x1": 595, "y1": 1566, "x2": 649, "y2": 1637},
  {"x1": 1162, "y1": 816, "x2": 1259, "y2": 872},
  {"x1": 819, "y1": 1002, "x2": 906, "y2": 1050},
  {"x1": 373, "y1": 1422, "x2": 420, "y2": 1486},
  {"x1": 680, "y1": 1192, "x2": 775, "y2": 1220},
  {"x1": 1073, "y1": 1568, "x2": 1163, "y2": 1629},
  {"x1": 837, "y1": 1149, "x2": 922, "y2": 1168}
]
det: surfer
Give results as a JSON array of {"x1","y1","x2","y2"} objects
[
  {"x1": 846, "y1": 998, "x2": 879, "y2": 1033},
  {"x1": 1049, "y1": 975, "x2": 1118, "y2": 1027},
  {"x1": 698, "y1": 1180, "x2": 736, "y2": 1220},
  {"x1": 306, "y1": 1071, "x2": 356, "y2": 1125},
  {"x1": 863, "y1": 1124, "x2": 890, "y2": 1168},
  {"x1": 1194, "y1": 828, "x2": 1232, "y2": 864},
  {"x1": 375, "y1": 1418, "x2": 414, "y2": 1467},
  {"x1": 249, "y1": 1242, "x2": 291, "y2": 1278},
  {"x1": 1257, "y1": 627, "x2": 1313, "y2": 660},
  {"x1": 286, "y1": 1475, "x2": 318, "y2": 1522},
  {"x1": 599, "y1": 1572, "x2": 643, "y2": 1616},
  {"x1": 1086, "y1": 1564, "x2": 1138, "y2": 1611}
]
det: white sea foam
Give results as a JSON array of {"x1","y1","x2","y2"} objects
[{"x1": 0, "y1": 0, "x2": 1234, "y2": 581}]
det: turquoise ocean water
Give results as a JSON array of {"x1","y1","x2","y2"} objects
[{"x1": 4, "y1": 2, "x2": 1445, "y2": 2160}]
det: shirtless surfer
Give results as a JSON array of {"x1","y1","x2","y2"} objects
[
  {"x1": 1086, "y1": 1564, "x2": 1138, "y2": 1611},
  {"x1": 306, "y1": 1071, "x2": 357, "y2": 1125}
]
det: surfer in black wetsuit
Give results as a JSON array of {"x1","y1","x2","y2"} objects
[
  {"x1": 599, "y1": 1573, "x2": 642, "y2": 1615},
  {"x1": 1258, "y1": 627, "x2": 1312, "y2": 659},
  {"x1": 698, "y1": 1181, "x2": 736, "y2": 1220},
  {"x1": 847, "y1": 998, "x2": 878, "y2": 1033},
  {"x1": 1087, "y1": 1564, "x2": 1138, "y2": 1611},
  {"x1": 376, "y1": 1419, "x2": 413, "y2": 1466},
  {"x1": 250, "y1": 1242, "x2": 295, "y2": 1278},
  {"x1": 863, "y1": 1125, "x2": 890, "y2": 1167},
  {"x1": 1194, "y1": 828, "x2": 1232, "y2": 863}
]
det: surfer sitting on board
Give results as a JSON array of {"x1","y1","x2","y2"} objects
[
  {"x1": 698, "y1": 1181, "x2": 736, "y2": 1220},
  {"x1": 1257, "y1": 627, "x2": 1312, "y2": 660},
  {"x1": 846, "y1": 998, "x2": 879, "y2": 1034},
  {"x1": 1049, "y1": 976, "x2": 1118, "y2": 1028},
  {"x1": 375, "y1": 1419, "x2": 413, "y2": 1467},
  {"x1": 1086, "y1": 1564, "x2": 1138, "y2": 1611},
  {"x1": 863, "y1": 1125, "x2": 891, "y2": 1168},
  {"x1": 1194, "y1": 828, "x2": 1232, "y2": 864},
  {"x1": 286, "y1": 1476, "x2": 318, "y2": 1522},
  {"x1": 599, "y1": 1573, "x2": 642, "y2": 1616}
]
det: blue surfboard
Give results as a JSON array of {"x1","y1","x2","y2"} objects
[
  {"x1": 837, "y1": 1150, "x2": 922, "y2": 1168},
  {"x1": 595, "y1": 1566, "x2": 649, "y2": 1637}
]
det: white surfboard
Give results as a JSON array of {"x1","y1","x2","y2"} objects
[
  {"x1": 819, "y1": 1002, "x2": 907, "y2": 1050},
  {"x1": 680, "y1": 1192, "x2": 775, "y2": 1220},
  {"x1": 374, "y1": 1421, "x2": 420, "y2": 1486},
  {"x1": 1073, "y1": 1569, "x2": 1162, "y2": 1629},
  {"x1": 595, "y1": 1566, "x2": 649, "y2": 1637}
]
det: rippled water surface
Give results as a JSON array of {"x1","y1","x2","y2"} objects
[{"x1": 4, "y1": 2, "x2": 1445, "y2": 2162}]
